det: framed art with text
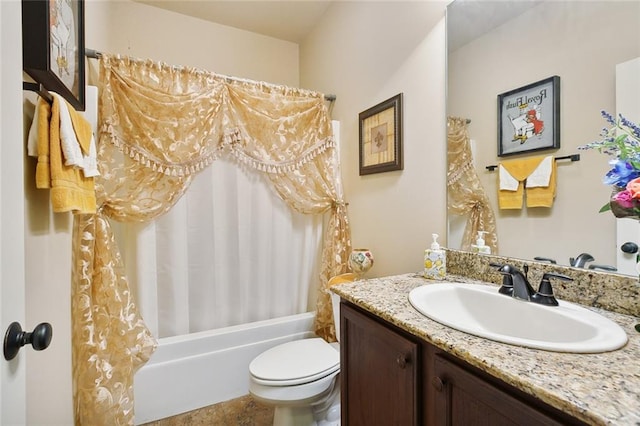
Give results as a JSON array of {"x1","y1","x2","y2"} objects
[
  {"x1": 358, "y1": 93, "x2": 403, "y2": 175},
  {"x1": 497, "y1": 76, "x2": 560, "y2": 157},
  {"x1": 22, "y1": 0, "x2": 86, "y2": 111}
]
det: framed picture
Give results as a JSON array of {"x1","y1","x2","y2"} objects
[
  {"x1": 359, "y1": 93, "x2": 403, "y2": 175},
  {"x1": 22, "y1": 0, "x2": 86, "y2": 111},
  {"x1": 497, "y1": 76, "x2": 560, "y2": 157}
]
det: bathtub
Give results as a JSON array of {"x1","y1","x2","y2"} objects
[{"x1": 134, "y1": 312, "x2": 316, "y2": 424}]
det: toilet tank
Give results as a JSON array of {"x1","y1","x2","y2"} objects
[
  {"x1": 328, "y1": 273, "x2": 357, "y2": 342},
  {"x1": 330, "y1": 291, "x2": 341, "y2": 341}
]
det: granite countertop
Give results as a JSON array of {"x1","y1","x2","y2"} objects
[{"x1": 331, "y1": 273, "x2": 640, "y2": 426}]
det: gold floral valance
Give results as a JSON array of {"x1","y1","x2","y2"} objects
[{"x1": 99, "y1": 55, "x2": 335, "y2": 177}]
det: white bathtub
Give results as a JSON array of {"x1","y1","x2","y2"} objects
[{"x1": 134, "y1": 312, "x2": 316, "y2": 424}]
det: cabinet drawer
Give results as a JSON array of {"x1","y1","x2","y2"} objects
[{"x1": 433, "y1": 354, "x2": 572, "y2": 426}]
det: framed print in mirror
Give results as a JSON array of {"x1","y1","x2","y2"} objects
[
  {"x1": 497, "y1": 76, "x2": 560, "y2": 157},
  {"x1": 359, "y1": 93, "x2": 403, "y2": 175},
  {"x1": 22, "y1": 0, "x2": 86, "y2": 111}
]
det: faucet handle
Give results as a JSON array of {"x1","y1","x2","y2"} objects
[
  {"x1": 491, "y1": 263, "x2": 516, "y2": 296},
  {"x1": 533, "y1": 272, "x2": 573, "y2": 306},
  {"x1": 588, "y1": 264, "x2": 618, "y2": 272}
]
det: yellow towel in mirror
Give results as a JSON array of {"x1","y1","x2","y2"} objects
[{"x1": 498, "y1": 156, "x2": 556, "y2": 209}]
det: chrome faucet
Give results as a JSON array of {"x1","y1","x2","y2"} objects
[
  {"x1": 569, "y1": 253, "x2": 595, "y2": 268},
  {"x1": 495, "y1": 264, "x2": 573, "y2": 306}
]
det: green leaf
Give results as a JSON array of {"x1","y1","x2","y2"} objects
[{"x1": 599, "y1": 202, "x2": 612, "y2": 213}]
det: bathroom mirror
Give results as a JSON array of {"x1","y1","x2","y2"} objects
[{"x1": 446, "y1": 0, "x2": 640, "y2": 275}]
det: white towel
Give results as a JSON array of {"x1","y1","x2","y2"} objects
[
  {"x1": 49, "y1": 93, "x2": 100, "y2": 177},
  {"x1": 53, "y1": 93, "x2": 86, "y2": 168},
  {"x1": 526, "y1": 156, "x2": 552, "y2": 188},
  {"x1": 499, "y1": 164, "x2": 519, "y2": 191}
]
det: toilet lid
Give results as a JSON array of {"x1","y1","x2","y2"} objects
[{"x1": 249, "y1": 338, "x2": 339, "y2": 386}]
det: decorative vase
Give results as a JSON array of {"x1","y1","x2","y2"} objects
[{"x1": 348, "y1": 248, "x2": 374, "y2": 279}]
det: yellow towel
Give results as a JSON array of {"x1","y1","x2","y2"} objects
[
  {"x1": 34, "y1": 97, "x2": 97, "y2": 214},
  {"x1": 498, "y1": 156, "x2": 556, "y2": 209},
  {"x1": 526, "y1": 159, "x2": 556, "y2": 207}
]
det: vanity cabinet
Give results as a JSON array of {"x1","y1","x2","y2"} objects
[
  {"x1": 432, "y1": 354, "x2": 571, "y2": 425},
  {"x1": 340, "y1": 301, "x2": 420, "y2": 425},
  {"x1": 340, "y1": 302, "x2": 587, "y2": 426}
]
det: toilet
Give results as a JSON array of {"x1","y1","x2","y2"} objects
[{"x1": 248, "y1": 274, "x2": 353, "y2": 426}]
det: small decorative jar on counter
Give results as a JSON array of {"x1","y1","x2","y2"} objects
[{"x1": 349, "y1": 248, "x2": 374, "y2": 279}]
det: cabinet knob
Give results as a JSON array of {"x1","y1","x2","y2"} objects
[
  {"x1": 432, "y1": 376, "x2": 445, "y2": 392},
  {"x1": 396, "y1": 353, "x2": 410, "y2": 369},
  {"x1": 621, "y1": 242, "x2": 639, "y2": 254}
]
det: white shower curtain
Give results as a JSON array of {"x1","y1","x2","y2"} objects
[
  {"x1": 115, "y1": 123, "x2": 341, "y2": 339},
  {"x1": 116, "y1": 156, "x2": 324, "y2": 338}
]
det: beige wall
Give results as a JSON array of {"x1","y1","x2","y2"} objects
[
  {"x1": 24, "y1": 1, "x2": 301, "y2": 424},
  {"x1": 448, "y1": 1, "x2": 640, "y2": 268},
  {"x1": 84, "y1": 0, "x2": 300, "y2": 87},
  {"x1": 301, "y1": 1, "x2": 449, "y2": 278}
]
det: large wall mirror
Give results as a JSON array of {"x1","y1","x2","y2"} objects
[{"x1": 446, "y1": 0, "x2": 640, "y2": 276}]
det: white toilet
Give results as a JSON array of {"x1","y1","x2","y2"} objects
[{"x1": 249, "y1": 290, "x2": 343, "y2": 426}]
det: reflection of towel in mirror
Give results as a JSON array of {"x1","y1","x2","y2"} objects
[{"x1": 498, "y1": 155, "x2": 556, "y2": 209}]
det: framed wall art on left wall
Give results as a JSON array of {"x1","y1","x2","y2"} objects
[
  {"x1": 358, "y1": 93, "x2": 403, "y2": 175},
  {"x1": 22, "y1": 0, "x2": 86, "y2": 110}
]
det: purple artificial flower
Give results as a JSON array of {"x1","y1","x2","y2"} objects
[
  {"x1": 620, "y1": 114, "x2": 640, "y2": 140},
  {"x1": 601, "y1": 110, "x2": 616, "y2": 125},
  {"x1": 603, "y1": 159, "x2": 640, "y2": 186},
  {"x1": 612, "y1": 189, "x2": 635, "y2": 209}
]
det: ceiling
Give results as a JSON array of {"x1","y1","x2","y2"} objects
[
  {"x1": 134, "y1": 0, "x2": 543, "y2": 48},
  {"x1": 134, "y1": 0, "x2": 334, "y2": 43},
  {"x1": 447, "y1": 0, "x2": 541, "y2": 51}
]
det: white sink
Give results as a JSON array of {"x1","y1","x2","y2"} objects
[{"x1": 408, "y1": 283, "x2": 628, "y2": 353}]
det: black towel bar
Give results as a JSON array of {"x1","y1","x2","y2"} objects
[{"x1": 485, "y1": 154, "x2": 580, "y2": 171}]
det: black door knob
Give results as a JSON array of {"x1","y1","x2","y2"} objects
[
  {"x1": 3, "y1": 322, "x2": 52, "y2": 361},
  {"x1": 621, "y1": 242, "x2": 639, "y2": 254}
]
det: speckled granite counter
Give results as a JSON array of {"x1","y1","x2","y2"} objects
[{"x1": 331, "y1": 273, "x2": 640, "y2": 426}]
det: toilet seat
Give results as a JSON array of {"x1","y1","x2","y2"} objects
[{"x1": 249, "y1": 338, "x2": 339, "y2": 387}]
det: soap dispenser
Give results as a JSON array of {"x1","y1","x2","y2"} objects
[
  {"x1": 471, "y1": 231, "x2": 491, "y2": 254},
  {"x1": 424, "y1": 233, "x2": 446, "y2": 279}
]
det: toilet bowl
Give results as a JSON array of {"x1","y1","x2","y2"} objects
[{"x1": 249, "y1": 281, "x2": 349, "y2": 426}]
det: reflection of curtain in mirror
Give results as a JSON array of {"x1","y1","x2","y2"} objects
[{"x1": 447, "y1": 117, "x2": 498, "y2": 252}]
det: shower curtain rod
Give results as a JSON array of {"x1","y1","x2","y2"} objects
[{"x1": 85, "y1": 48, "x2": 337, "y2": 102}]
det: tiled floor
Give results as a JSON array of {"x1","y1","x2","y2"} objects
[{"x1": 141, "y1": 394, "x2": 274, "y2": 426}]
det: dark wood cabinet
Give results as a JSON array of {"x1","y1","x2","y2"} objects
[
  {"x1": 340, "y1": 301, "x2": 420, "y2": 426},
  {"x1": 340, "y1": 301, "x2": 587, "y2": 426},
  {"x1": 431, "y1": 354, "x2": 569, "y2": 426}
]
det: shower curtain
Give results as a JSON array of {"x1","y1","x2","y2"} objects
[
  {"x1": 71, "y1": 54, "x2": 351, "y2": 424},
  {"x1": 117, "y1": 155, "x2": 325, "y2": 338}
]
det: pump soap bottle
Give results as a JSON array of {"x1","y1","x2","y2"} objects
[
  {"x1": 424, "y1": 233, "x2": 446, "y2": 279},
  {"x1": 471, "y1": 231, "x2": 491, "y2": 254}
]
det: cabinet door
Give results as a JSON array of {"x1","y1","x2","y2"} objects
[
  {"x1": 432, "y1": 355, "x2": 570, "y2": 426},
  {"x1": 341, "y1": 303, "x2": 419, "y2": 426}
]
